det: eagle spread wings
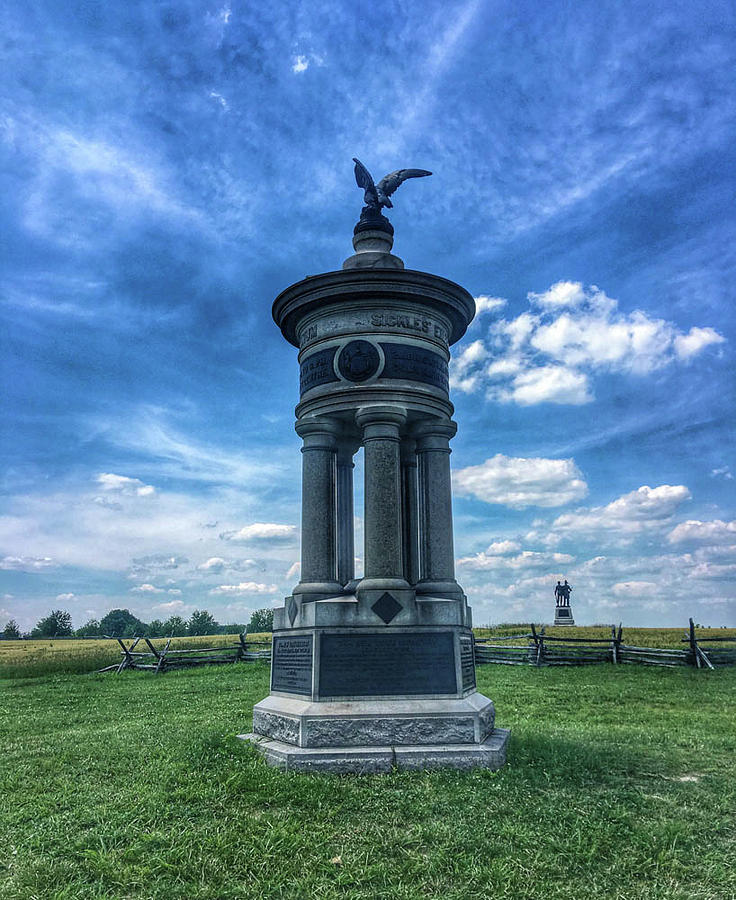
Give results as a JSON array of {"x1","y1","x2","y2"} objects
[{"x1": 353, "y1": 157, "x2": 432, "y2": 210}]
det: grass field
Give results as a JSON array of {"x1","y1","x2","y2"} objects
[
  {"x1": 0, "y1": 633, "x2": 273, "y2": 679},
  {"x1": 3, "y1": 627, "x2": 735, "y2": 679},
  {"x1": 0, "y1": 663, "x2": 734, "y2": 899},
  {"x1": 475, "y1": 625, "x2": 736, "y2": 649}
]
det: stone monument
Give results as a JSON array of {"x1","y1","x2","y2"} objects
[
  {"x1": 554, "y1": 579, "x2": 575, "y2": 626},
  {"x1": 242, "y1": 160, "x2": 510, "y2": 773}
]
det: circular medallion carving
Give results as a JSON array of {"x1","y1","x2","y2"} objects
[{"x1": 337, "y1": 340, "x2": 381, "y2": 383}]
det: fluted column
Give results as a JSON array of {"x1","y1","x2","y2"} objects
[
  {"x1": 415, "y1": 419, "x2": 462, "y2": 598},
  {"x1": 336, "y1": 440, "x2": 357, "y2": 588},
  {"x1": 293, "y1": 417, "x2": 342, "y2": 600},
  {"x1": 355, "y1": 406, "x2": 410, "y2": 594},
  {"x1": 401, "y1": 437, "x2": 420, "y2": 586}
]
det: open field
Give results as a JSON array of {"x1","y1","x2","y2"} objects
[
  {"x1": 3, "y1": 628, "x2": 735, "y2": 679},
  {"x1": 1, "y1": 664, "x2": 734, "y2": 899},
  {"x1": 474, "y1": 625, "x2": 736, "y2": 649},
  {"x1": 0, "y1": 633, "x2": 273, "y2": 679}
]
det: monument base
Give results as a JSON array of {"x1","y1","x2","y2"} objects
[
  {"x1": 240, "y1": 728, "x2": 510, "y2": 774},
  {"x1": 554, "y1": 607, "x2": 575, "y2": 626}
]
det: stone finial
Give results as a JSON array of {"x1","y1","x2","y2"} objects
[{"x1": 342, "y1": 228, "x2": 404, "y2": 270}]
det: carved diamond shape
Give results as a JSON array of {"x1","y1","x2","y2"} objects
[
  {"x1": 287, "y1": 596, "x2": 298, "y2": 626},
  {"x1": 371, "y1": 592, "x2": 402, "y2": 624}
]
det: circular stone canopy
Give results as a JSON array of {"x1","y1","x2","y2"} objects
[{"x1": 272, "y1": 268, "x2": 476, "y2": 348}]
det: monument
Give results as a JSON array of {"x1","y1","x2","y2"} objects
[
  {"x1": 242, "y1": 159, "x2": 510, "y2": 773},
  {"x1": 554, "y1": 579, "x2": 575, "y2": 626}
]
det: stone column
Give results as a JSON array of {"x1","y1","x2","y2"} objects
[
  {"x1": 355, "y1": 406, "x2": 410, "y2": 594},
  {"x1": 415, "y1": 419, "x2": 462, "y2": 599},
  {"x1": 401, "y1": 437, "x2": 420, "y2": 586},
  {"x1": 336, "y1": 440, "x2": 357, "y2": 588},
  {"x1": 293, "y1": 417, "x2": 342, "y2": 600}
]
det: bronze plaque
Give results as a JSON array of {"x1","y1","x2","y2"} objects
[
  {"x1": 271, "y1": 634, "x2": 313, "y2": 695},
  {"x1": 460, "y1": 634, "x2": 476, "y2": 691},
  {"x1": 318, "y1": 631, "x2": 456, "y2": 697}
]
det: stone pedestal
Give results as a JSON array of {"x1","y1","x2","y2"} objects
[
  {"x1": 554, "y1": 605, "x2": 576, "y2": 626},
  {"x1": 242, "y1": 225, "x2": 509, "y2": 773}
]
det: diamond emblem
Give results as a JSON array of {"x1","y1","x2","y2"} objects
[
  {"x1": 371, "y1": 592, "x2": 402, "y2": 624},
  {"x1": 287, "y1": 596, "x2": 298, "y2": 626}
]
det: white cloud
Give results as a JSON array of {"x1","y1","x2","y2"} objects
[
  {"x1": 155, "y1": 599, "x2": 185, "y2": 611},
  {"x1": 611, "y1": 581, "x2": 659, "y2": 596},
  {"x1": 667, "y1": 519, "x2": 736, "y2": 544},
  {"x1": 551, "y1": 485, "x2": 691, "y2": 537},
  {"x1": 688, "y1": 563, "x2": 736, "y2": 578},
  {"x1": 130, "y1": 583, "x2": 165, "y2": 594},
  {"x1": 97, "y1": 473, "x2": 155, "y2": 497},
  {"x1": 498, "y1": 365, "x2": 592, "y2": 405},
  {"x1": 292, "y1": 55, "x2": 309, "y2": 73},
  {"x1": 473, "y1": 295, "x2": 507, "y2": 316},
  {"x1": 449, "y1": 340, "x2": 487, "y2": 392},
  {"x1": 210, "y1": 582, "x2": 279, "y2": 595},
  {"x1": 453, "y1": 454, "x2": 588, "y2": 508},
  {"x1": 196, "y1": 556, "x2": 259, "y2": 573},
  {"x1": 0, "y1": 556, "x2": 55, "y2": 571},
  {"x1": 286, "y1": 561, "x2": 300, "y2": 580},
  {"x1": 198, "y1": 557, "x2": 227, "y2": 571},
  {"x1": 457, "y1": 549, "x2": 574, "y2": 571},
  {"x1": 710, "y1": 466, "x2": 733, "y2": 480},
  {"x1": 452, "y1": 282, "x2": 725, "y2": 404},
  {"x1": 487, "y1": 540, "x2": 521, "y2": 554},
  {"x1": 55, "y1": 592, "x2": 75, "y2": 602},
  {"x1": 208, "y1": 90, "x2": 228, "y2": 110},
  {"x1": 674, "y1": 327, "x2": 725, "y2": 360},
  {"x1": 220, "y1": 523, "x2": 296, "y2": 542},
  {"x1": 528, "y1": 281, "x2": 586, "y2": 309}
]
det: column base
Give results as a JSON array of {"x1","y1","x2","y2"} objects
[
  {"x1": 293, "y1": 581, "x2": 344, "y2": 602},
  {"x1": 415, "y1": 579, "x2": 464, "y2": 599},
  {"x1": 240, "y1": 728, "x2": 510, "y2": 774}
]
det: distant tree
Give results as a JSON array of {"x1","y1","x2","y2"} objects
[
  {"x1": 247, "y1": 608, "x2": 274, "y2": 633},
  {"x1": 2, "y1": 619, "x2": 21, "y2": 639},
  {"x1": 146, "y1": 619, "x2": 165, "y2": 637},
  {"x1": 221, "y1": 623, "x2": 247, "y2": 635},
  {"x1": 188, "y1": 609, "x2": 219, "y2": 636},
  {"x1": 98, "y1": 609, "x2": 146, "y2": 638},
  {"x1": 32, "y1": 609, "x2": 73, "y2": 637},
  {"x1": 75, "y1": 619, "x2": 101, "y2": 638},
  {"x1": 162, "y1": 615, "x2": 188, "y2": 636}
]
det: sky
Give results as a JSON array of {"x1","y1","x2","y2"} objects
[{"x1": 2, "y1": 0, "x2": 735, "y2": 631}]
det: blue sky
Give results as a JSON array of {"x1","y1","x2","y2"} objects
[{"x1": 2, "y1": 0, "x2": 735, "y2": 631}]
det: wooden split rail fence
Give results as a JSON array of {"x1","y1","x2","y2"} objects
[
  {"x1": 474, "y1": 619, "x2": 736, "y2": 670},
  {"x1": 98, "y1": 633, "x2": 272, "y2": 675}
]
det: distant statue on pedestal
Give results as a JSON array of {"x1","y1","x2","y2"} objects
[{"x1": 554, "y1": 579, "x2": 575, "y2": 625}]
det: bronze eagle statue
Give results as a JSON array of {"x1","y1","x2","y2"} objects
[{"x1": 353, "y1": 157, "x2": 432, "y2": 213}]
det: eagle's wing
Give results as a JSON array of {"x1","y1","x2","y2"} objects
[
  {"x1": 353, "y1": 157, "x2": 376, "y2": 192},
  {"x1": 377, "y1": 168, "x2": 432, "y2": 198}
]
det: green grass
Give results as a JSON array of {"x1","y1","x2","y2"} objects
[
  {"x1": 1, "y1": 664, "x2": 734, "y2": 899},
  {"x1": 474, "y1": 625, "x2": 736, "y2": 649},
  {"x1": 4, "y1": 629, "x2": 734, "y2": 680},
  {"x1": 0, "y1": 633, "x2": 273, "y2": 679}
]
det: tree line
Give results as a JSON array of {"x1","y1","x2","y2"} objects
[{"x1": 1, "y1": 607, "x2": 274, "y2": 640}]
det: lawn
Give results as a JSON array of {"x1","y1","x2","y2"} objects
[
  {"x1": 0, "y1": 663, "x2": 734, "y2": 899},
  {"x1": 0, "y1": 634, "x2": 272, "y2": 679}
]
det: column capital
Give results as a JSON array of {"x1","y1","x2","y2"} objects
[
  {"x1": 413, "y1": 418, "x2": 457, "y2": 450},
  {"x1": 295, "y1": 416, "x2": 341, "y2": 450},
  {"x1": 356, "y1": 405, "x2": 407, "y2": 443},
  {"x1": 336, "y1": 438, "x2": 359, "y2": 465}
]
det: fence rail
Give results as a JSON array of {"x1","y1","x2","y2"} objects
[
  {"x1": 474, "y1": 619, "x2": 735, "y2": 670},
  {"x1": 98, "y1": 633, "x2": 271, "y2": 674}
]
